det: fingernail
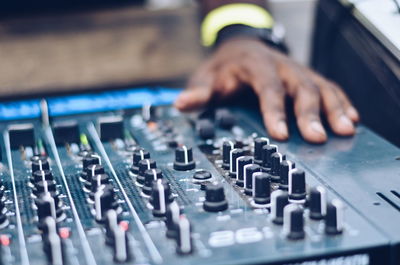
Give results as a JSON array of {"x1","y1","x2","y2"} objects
[
  {"x1": 339, "y1": 115, "x2": 354, "y2": 130},
  {"x1": 277, "y1": 120, "x2": 288, "y2": 138},
  {"x1": 310, "y1": 121, "x2": 326, "y2": 136},
  {"x1": 347, "y1": 107, "x2": 359, "y2": 121}
]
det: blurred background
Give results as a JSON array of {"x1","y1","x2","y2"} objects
[
  {"x1": 0, "y1": 0, "x2": 317, "y2": 98},
  {"x1": 0, "y1": 0, "x2": 399, "y2": 145}
]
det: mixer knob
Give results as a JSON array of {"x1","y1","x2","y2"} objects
[
  {"x1": 244, "y1": 164, "x2": 261, "y2": 195},
  {"x1": 175, "y1": 215, "x2": 194, "y2": 255},
  {"x1": 222, "y1": 141, "x2": 236, "y2": 169},
  {"x1": 105, "y1": 210, "x2": 131, "y2": 263},
  {"x1": 82, "y1": 154, "x2": 100, "y2": 169},
  {"x1": 261, "y1": 144, "x2": 278, "y2": 172},
  {"x1": 215, "y1": 109, "x2": 236, "y2": 129},
  {"x1": 309, "y1": 186, "x2": 327, "y2": 220},
  {"x1": 142, "y1": 169, "x2": 163, "y2": 196},
  {"x1": 94, "y1": 186, "x2": 118, "y2": 222},
  {"x1": 150, "y1": 179, "x2": 174, "y2": 217},
  {"x1": 193, "y1": 170, "x2": 212, "y2": 181},
  {"x1": 270, "y1": 152, "x2": 286, "y2": 183},
  {"x1": 89, "y1": 174, "x2": 110, "y2": 193},
  {"x1": 271, "y1": 190, "x2": 289, "y2": 225},
  {"x1": 229, "y1": 148, "x2": 245, "y2": 178},
  {"x1": 36, "y1": 192, "x2": 61, "y2": 221},
  {"x1": 0, "y1": 200, "x2": 8, "y2": 226},
  {"x1": 236, "y1": 156, "x2": 253, "y2": 187},
  {"x1": 165, "y1": 201, "x2": 180, "y2": 239},
  {"x1": 279, "y1": 160, "x2": 295, "y2": 190},
  {"x1": 253, "y1": 137, "x2": 269, "y2": 165},
  {"x1": 251, "y1": 172, "x2": 271, "y2": 207},
  {"x1": 197, "y1": 119, "x2": 215, "y2": 140},
  {"x1": 173, "y1": 146, "x2": 196, "y2": 171},
  {"x1": 288, "y1": 169, "x2": 306, "y2": 203},
  {"x1": 325, "y1": 199, "x2": 344, "y2": 235},
  {"x1": 32, "y1": 170, "x2": 54, "y2": 183},
  {"x1": 42, "y1": 217, "x2": 65, "y2": 265},
  {"x1": 84, "y1": 164, "x2": 105, "y2": 182},
  {"x1": 137, "y1": 159, "x2": 157, "y2": 186},
  {"x1": 203, "y1": 183, "x2": 228, "y2": 212},
  {"x1": 283, "y1": 204, "x2": 305, "y2": 240},
  {"x1": 33, "y1": 180, "x2": 57, "y2": 196},
  {"x1": 130, "y1": 149, "x2": 150, "y2": 175},
  {"x1": 31, "y1": 156, "x2": 50, "y2": 172}
]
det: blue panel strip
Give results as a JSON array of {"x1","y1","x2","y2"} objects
[{"x1": 0, "y1": 87, "x2": 182, "y2": 121}]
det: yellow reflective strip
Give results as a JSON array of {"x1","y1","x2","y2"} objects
[{"x1": 201, "y1": 3, "x2": 274, "y2": 47}]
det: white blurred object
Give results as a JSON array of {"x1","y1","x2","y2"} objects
[
  {"x1": 146, "y1": 0, "x2": 192, "y2": 9},
  {"x1": 269, "y1": 0, "x2": 317, "y2": 65}
]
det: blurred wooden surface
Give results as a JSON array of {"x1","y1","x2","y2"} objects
[{"x1": 0, "y1": 6, "x2": 204, "y2": 98}]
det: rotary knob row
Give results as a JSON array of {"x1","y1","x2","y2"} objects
[
  {"x1": 30, "y1": 156, "x2": 65, "y2": 224},
  {"x1": 270, "y1": 189, "x2": 345, "y2": 240},
  {"x1": 221, "y1": 138, "x2": 307, "y2": 208}
]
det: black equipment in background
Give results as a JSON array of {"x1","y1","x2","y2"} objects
[{"x1": 312, "y1": 0, "x2": 400, "y2": 147}]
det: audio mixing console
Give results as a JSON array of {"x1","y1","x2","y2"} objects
[{"x1": 0, "y1": 87, "x2": 398, "y2": 265}]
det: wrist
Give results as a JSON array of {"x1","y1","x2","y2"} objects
[{"x1": 201, "y1": 3, "x2": 274, "y2": 47}]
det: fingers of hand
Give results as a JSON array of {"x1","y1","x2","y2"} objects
[
  {"x1": 294, "y1": 86, "x2": 327, "y2": 144},
  {"x1": 248, "y1": 62, "x2": 288, "y2": 141}
]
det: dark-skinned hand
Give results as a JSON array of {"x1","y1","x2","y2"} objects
[{"x1": 174, "y1": 38, "x2": 359, "y2": 143}]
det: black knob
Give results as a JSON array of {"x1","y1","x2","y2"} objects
[
  {"x1": 222, "y1": 141, "x2": 236, "y2": 169},
  {"x1": 81, "y1": 155, "x2": 100, "y2": 181},
  {"x1": 309, "y1": 186, "x2": 327, "y2": 220},
  {"x1": 31, "y1": 156, "x2": 50, "y2": 172},
  {"x1": 203, "y1": 183, "x2": 228, "y2": 212},
  {"x1": 279, "y1": 160, "x2": 295, "y2": 190},
  {"x1": 35, "y1": 192, "x2": 63, "y2": 221},
  {"x1": 94, "y1": 186, "x2": 118, "y2": 222},
  {"x1": 325, "y1": 199, "x2": 344, "y2": 235},
  {"x1": 197, "y1": 119, "x2": 215, "y2": 140},
  {"x1": 244, "y1": 164, "x2": 261, "y2": 195},
  {"x1": 283, "y1": 204, "x2": 305, "y2": 240},
  {"x1": 165, "y1": 201, "x2": 181, "y2": 239},
  {"x1": 42, "y1": 217, "x2": 65, "y2": 265},
  {"x1": 137, "y1": 159, "x2": 157, "y2": 186},
  {"x1": 130, "y1": 149, "x2": 150, "y2": 175},
  {"x1": 229, "y1": 148, "x2": 245, "y2": 178},
  {"x1": 253, "y1": 137, "x2": 269, "y2": 164},
  {"x1": 252, "y1": 173, "x2": 271, "y2": 207},
  {"x1": 176, "y1": 215, "x2": 194, "y2": 255},
  {"x1": 32, "y1": 170, "x2": 54, "y2": 183},
  {"x1": 261, "y1": 145, "x2": 278, "y2": 172},
  {"x1": 193, "y1": 170, "x2": 212, "y2": 181},
  {"x1": 142, "y1": 169, "x2": 163, "y2": 196},
  {"x1": 270, "y1": 152, "x2": 286, "y2": 183},
  {"x1": 288, "y1": 169, "x2": 306, "y2": 203},
  {"x1": 89, "y1": 173, "x2": 110, "y2": 193},
  {"x1": 33, "y1": 180, "x2": 57, "y2": 196},
  {"x1": 0, "y1": 200, "x2": 8, "y2": 227},
  {"x1": 271, "y1": 190, "x2": 289, "y2": 225},
  {"x1": 150, "y1": 179, "x2": 174, "y2": 217},
  {"x1": 82, "y1": 154, "x2": 100, "y2": 169},
  {"x1": 173, "y1": 146, "x2": 195, "y2": 171},
  {"x1": 84, "y1": 164, "x2": 105, "y2": 183},
  {"x1": 215, "y1": 109, "x2": 235, "y2": 129},
  {"x1": 236, "y1": 156, "x2": 253, "y2": 187}
]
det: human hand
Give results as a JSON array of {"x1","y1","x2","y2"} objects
[{"x1": 174, "y1": 38, "x2": 359, "y2": 143}]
